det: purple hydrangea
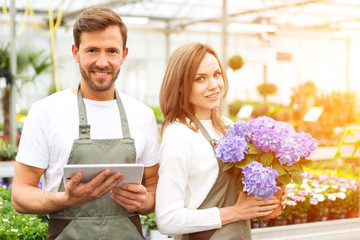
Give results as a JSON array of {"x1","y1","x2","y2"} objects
[
  {"x1": 214, "y1": 116, "x2": 318, "y2": 189},
  {"x1": 242, "y1": 161, "x2": 280, "y2": 200},
  {"x1": 225, "y1": 121, "x2": 249, "y2": 139},
  {"x1": 275, "y1": 137, "x2": 302, "y2": 166},
  {"x1": 294, "y1": 132, "x2": 318, "y2": 158},
  {"x1": 215, "y1": 136, "x2": 248, "y2": 163},
  {"x1": 246, "y1": 116, "x2": 295, "y2": 153}
]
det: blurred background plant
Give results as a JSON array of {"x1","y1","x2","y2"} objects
[
  {"x1": 0, "y1": 182, "x2": 48, "y2": 239},
  {"x1": 0, "y1": 43, "x2": 52, "y2": 136},
  {"x1": 0, "y1": 138, "x2": 17, "y2": 161}
]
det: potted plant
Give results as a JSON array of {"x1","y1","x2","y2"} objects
[
  {"x1": 215, "y1": 116, "x2": 317, "y2": 219},
  {"x1": 257, "y1": 83, "x2": 278, "y2": 103},
  {"x1": 0, "y1": 139, "x2": 17, "y2": 161}
]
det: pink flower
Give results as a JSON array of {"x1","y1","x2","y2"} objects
[
  {"x1": 310, "y1": 198, "x2": 318, "y2": 205},
  {"x1": 318, "y1": 174, "x2": 328, "y2": 182},
  {"x1": 298, "y1": 190, "x2": 309, "y2": 196},
  {"x1": 287, "y1": 200, "x2": 297, "y2": 206},
  {"x1": 292, "y1": 196, "x2": 306, "y2": 202}
]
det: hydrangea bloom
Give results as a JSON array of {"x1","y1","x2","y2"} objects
[
  {"x1": 242, "y1": 161, "x2": 279, "y2": 200},
  {"x1": 215, "y1": 136, "x2": 248, "y2": 163},
  {"x1": 214, "y1": 116, "x2": 318, "y2": 198},
  {"x1": 216, "y1": 116, "x2": 317, "y2": 167},
  {"x1": 225, "y1": 121, "x2": 249, "y2": 138}
]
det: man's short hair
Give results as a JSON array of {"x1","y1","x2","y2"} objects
[{"x1": 73, "y1": 7, "x2": 127, "y2": 50}]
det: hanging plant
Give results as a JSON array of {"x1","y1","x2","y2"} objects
[{"x1": 228, "y1": 55, "x2": 244, "y2": 71}]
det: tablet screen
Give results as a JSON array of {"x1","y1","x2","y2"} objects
[{"x1": 63, "y1": 163, "x2": 144, "y2": 187}]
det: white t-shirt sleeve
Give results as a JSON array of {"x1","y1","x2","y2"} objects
[
  {"x1": 155, "y1": 124, "x2": 222, "y2": 235},
  {"x1": 16, "y1": 102, "x2": 50, "y2": 169},
  {"x1": 136, "y1": 109, "x2": 158, "y2": 167}
]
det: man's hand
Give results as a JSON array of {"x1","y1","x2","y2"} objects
[
  {"x1": 64, "y1": 169, "x2": 124, "y2": 208},
  {"x1": 12, "y1": 162, "x2": 124, "y2": 214},
  {"x1": 110, "y1": 164, "x2": 159, "y2": 215},
  {"x1": 110, "y1": 183, "x2": 148, "y2": 212}
]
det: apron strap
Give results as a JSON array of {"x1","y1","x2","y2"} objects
[
  {"x1": 77, "y1": 85, "x2": 90, "y2": 139},
  {"x1": 115, "y1": 90, "x2": 131, "y2": 138},
  {"x1": 76, "y1": 84, "x2": 132, "y2": 139},
  {"x1": 195, "y1": 118, "x2": 217, "y2": 151}
]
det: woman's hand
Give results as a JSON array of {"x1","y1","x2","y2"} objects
[
  {"x1": 219, "y1": 192, "x2": 279, "y2": 226},
  {"x1": 281, "y1": 189, "x2": 287, "y2": 209}
]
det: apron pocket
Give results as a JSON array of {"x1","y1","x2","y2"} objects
[{"x1": 55, "y1": 216, "x2": 144, "y2": 240}]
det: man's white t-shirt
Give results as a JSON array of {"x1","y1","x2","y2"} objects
[{"x1": 16, "y1": 89, "x2": 159, "y2": 192}]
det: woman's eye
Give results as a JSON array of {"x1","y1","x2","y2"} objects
[
  {"x1": 195, "y1": 77, "x2": 205, "y2": 82},
  {"x1": 214, "y1": 72, "x2": 221, "y2": 77}
]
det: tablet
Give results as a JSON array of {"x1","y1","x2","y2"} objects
[{"x1": 63, "y1": 163, "x2": 144, "y2": 187}]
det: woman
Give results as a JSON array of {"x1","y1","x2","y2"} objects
[{"x1": 155, "y1": 43, "x2": 280, "y2": 240}]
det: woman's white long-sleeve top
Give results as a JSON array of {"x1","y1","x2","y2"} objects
[{"x1": 155, "y1": 120, "x2": 228, "y2": 235}]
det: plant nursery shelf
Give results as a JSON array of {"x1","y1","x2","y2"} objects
[
  {"x1": 0, "y1": 161, "x2": 15, "y2": 178},
  {"x1": 252, "y1": 218, "x2": 360, "y2": 240}
]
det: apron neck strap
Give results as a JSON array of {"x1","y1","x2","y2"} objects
[
  {"x1": 77, "y1": 84, "x2": 131, "y2": 139},
  {"x1": 195, "y1": 117, "x2": 217, "y2": 151}
]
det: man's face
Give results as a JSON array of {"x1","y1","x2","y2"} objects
[{"x1": 72, "y1": 25, "x2": 128, "y2": 92}]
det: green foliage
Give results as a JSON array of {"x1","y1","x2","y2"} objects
[
  {"x1": 0, "y1": 43, "x2": 52, "y2": 136},
  {"x1": 228, "y1": 55, "x2": 244, "y2": 71},
  {"x1": 150, "y1": 106, "x2": 164, "y2": 123},
  {"x1": 0, "y1": 184, "x2": 48, "y2": 239},
  {"x1": 144, "y1": 212, "x2": 157, "y2": 230},
  {"x1": 0, "y1": 139, "x2": 17, "y2": 159}
]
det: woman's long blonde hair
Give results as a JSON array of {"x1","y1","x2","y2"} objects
[{"x1": 159, "y1": 43, "x2": 229, "y2": 136}]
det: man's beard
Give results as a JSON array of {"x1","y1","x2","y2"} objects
[{"x1": 80, "y1": 65, "x2": 120, "y2": 92}]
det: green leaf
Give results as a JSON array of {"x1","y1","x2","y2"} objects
[
  {"x1": 293, "y1": 164, "x2": 304, "y2": 173},
  {"x1": 277, "y1": 174, "x2": 291, "y2": 185},
  {"x1": 292, "y1": 171, "x2": 303, "y2": 185},
  {"x1": 248, "y1": 143, "x2": 262, "y2": 154},
  {"x1": 299, "y1": 158, "x2": 312, "y2": 167},
  {"x1": 272, "y1": 162, "x2": 287, "y2": 175},
  {"x1": 236, "y1": 184, "x2": 245, "y2": 194},
  {"x1": 283, "y1": 164, "x2": 295, "y2": 171},
  {"x1": 235, "y1": 156, "x2": 254, "y2": 168},
  {"x1": 223, "y1": 163, "x2": 234, "y2": 172},
  {"x1": 236, "y1": 176, "x2": 242, "y2": 185},
  {"x1": 260, "y1": 152, "x2": 273, "y2": 166}
]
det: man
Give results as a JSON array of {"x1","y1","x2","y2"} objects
[{"x1": 11, "y1": 7, "x2": 159, "y2": 240}]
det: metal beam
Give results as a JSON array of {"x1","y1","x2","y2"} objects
[
  {"x1": 9, "y1": 0, "x2": 17, "y2": 144},
  {"x1": 178, "y1": 0, "x2": 330, "y2": 28}
]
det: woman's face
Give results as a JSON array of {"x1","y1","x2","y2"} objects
[{"x1": 190, "y1": 53, "x2": 224, "y2": 120}]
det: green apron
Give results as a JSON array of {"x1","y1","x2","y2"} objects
[
  {"x1": 47, "y1": 87, "x2": 144, "y2": 240},
  {"x1": 182, "y1": 119, "x2": 251, "y2": 240}
]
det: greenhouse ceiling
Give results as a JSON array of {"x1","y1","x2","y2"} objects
[{"x1": 2, "y1": 0, "x2": 360, "y2": 37}]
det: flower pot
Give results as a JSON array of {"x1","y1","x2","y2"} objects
[
  {"x1": 269, "y1": 218, "x2": 287, "y2": 226},
  {"x1": 261, "y1": 185, "x2": 286, "y2": 219},
  {"x1": 293, "y1": 215, "x2": 307, "y2": 224},
  {"x1": 142, "y1": 225, "x2": 149, "y2": 238},
  {"x1": 149, "y1": 230, "x2": 169, "y2": 239},
  {"x1": 251, "y1": 219, "x2": 268, "y2": 228},
  {"x1": 309, "y1": 214, "x2": 328, "y2": 222},
  {"x1": 330, "y1": 211, "x2": 346, "y2": 220},
  {"x1": 346, "y1": 211, "x2": 359, "y2": 218}
]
